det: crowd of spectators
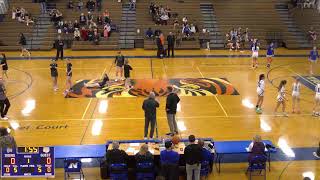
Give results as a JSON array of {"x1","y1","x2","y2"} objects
[
  {"x1": 181, "y1": 16, "x2": 199, "y2": 38},
  {"x1": 291, "y1": 0, "x2": 318, "y2": 9},
  {"x1": 11, "y1": 7, "x2": 34, "y2": 26},
  {"x1": 149, "y1": 2, "x2": 172, "y2": 25},
  {"x1": 49, "y1": 4, "x2": 116, "y2": 45},
  {"x1": 225, "y1": 27, "x2": 251, "y2": 51},
  {"x1": 67, "y1": 0, "x2": 102, "y2": 12}
]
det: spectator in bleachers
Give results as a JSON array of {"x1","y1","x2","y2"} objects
[
  {"x1": 89, "y1": 20, "x2": 97, "y2": 29},
  {"x1": 308, "y1": 27, "x2": 317, "y2": 44},
  {"x1": 135, "y1": 144, "x2": 154, "y2": 163},
  {"x1": 24, "y1": 12, "x2": 34, "y2": 26},
  {"x1": 173, "y1": 18, "x2": 179, "y2": 29},
  {"x1": 248, "y1": 135, "x2": 266, "y2": 162},
  {"x1": 190, "y1": 24, "x2": 196, "y2": 35},
  {"x1": 11, "y1": 7, "x2": 16, "y2": 20},
  {"x1": 103, "y1": 10, "x2": 110, "y2": 24},
  {"x1": 129, "y1": 0, "x2": 136, "y2": 10},
  {"x1": 93, "y1": 29, "x2": 100, "y2": 45},
  {"x1": 182, "y1": 16, "x2": 188, "y2": 26},
  {"x1": 80, "y1": 27, "x2": 88, "y2": 41},
  {"x1": 67, "y1": 21, "x2": 74, "y2": 33},
  {"x1": 55, "y1": 10, "x2": 63, "y2": 23},
  {"x1": 304, "y1": 0, "x2": 316, "y2": 8},
  {"x1": 104, "y1": 24, "x2": 111, "y2": 39},
  {"x1": 73, "y1": 20, "x2": 80, "y2": 29},
  {"x1": 15, "y1": 7, "x2": 22, "y2": 20},
  {"x1": 160, "y1": 141, "x2": 180, "y2": 180},
  {"x1": 96, "y1": 0, "x2": 102, "y2": 11},
  {"x1": 74, "y1": 28, "x2": 80, "y2": 41},
  {"x1": 87, "y1": 11, "x2": 94, "y2": 25},
  {"x1": 146, "y1": 28, "x2": 154, "y2": 38},
  {"x1": 68, "y1": 0, "x2": 74, "y2": 9},
  {"x1": 198, "y1": 139, "x2": 214, "y2": 175},
  {"x1": 97, "y1": 15, "x2": 103, "y2": 25},
  {"x1": 184, "y1": 135, "x2": 202, "y2": 180},
  {"x1": 86, "y1": 0, "x2": 95, "y2": 12},
  {"x1": 79, "y1": 13, "x2": 86, "y2": 25},
  {"x1": 160, "y1": 13, "x2": 169, "y2": 25},
  {"x1": 0, "y1": 127, "x2": 16, "y2": 148},
  {"x1": 88, "y1": 27, "x2": 94, "y2": 41},
  {"x1": 77, "y1": 0, "x2": 84, "y2": 10},
  {"x1": 182, "y1": 24, "x2": 191, "y2": 37},
  {"x1": 105, "y1": 141, "x2": 129, "y2": 166}
]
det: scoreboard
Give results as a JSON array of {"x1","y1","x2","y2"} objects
[{"x1": 1, "y1": 147, "x2": 55, "y2": 178}]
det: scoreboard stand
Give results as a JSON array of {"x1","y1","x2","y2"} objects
[{"x1": 64, "y1": 158, "x2": 84, "y2": 180}]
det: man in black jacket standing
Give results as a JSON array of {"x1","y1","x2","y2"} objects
[
  {"x1": 184, "y1": 135, "x2": 202, "y2": 180},
  {"x1": 166, "y1": 86, "x2": 180, "y2": 136},
  {"x1": 142, "y1": 92, "x2": 159, "y2": 139},
  {"x1": 167, "y1": 32, "x2": 175, "y2": 57},
  {"x1": 156, "y1": 36, "x2": 162, "y2": 58},
  {"x1": 55, "y1": 36, "x2": 64, "y2": 60}
]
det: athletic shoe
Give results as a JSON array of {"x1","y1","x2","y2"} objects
[
  {"x1": 283, "y1": 112, "x2": 288, "y2": 117},
  {"x1": 313, "y1": 152, "x2": 320, "y2": 158},
  {"x1": 2, "y1": 116, "x2": 9, "y2": 120},
  {"x1": 143, "y1": 137, "x2": 148, "y2": 140},
  {"x1": 166, "y1": 132, "x2": 174, "y2": 136},
  {"x1": 312, "y1": 111, "x2": 318, "y2": 116}
]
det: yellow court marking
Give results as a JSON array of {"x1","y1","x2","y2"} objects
[{"x1": 196, "y1": 66, "x2": 229, "y2": 117}]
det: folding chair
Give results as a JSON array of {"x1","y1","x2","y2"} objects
[
  {"x1": 64, "y1": 159, "x2": 84, "y2": 180},
  {"x1": 136, "y1": 162, "x2": 155, "y2": 180},
  {"x1": 109, "y1": 163, "x2": 128, "y2": 180},
  {"x1": 246, "y1": 155, "x2": 267, "y2": 180}
]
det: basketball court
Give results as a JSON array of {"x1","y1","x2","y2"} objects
[{"x1": 0, "y1": 49, "x2": 319, "y2": 179}]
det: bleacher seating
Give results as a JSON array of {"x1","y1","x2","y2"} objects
[
  {"x1": 212, "y1": 0, "x2": 302, "y2": 49},
  {"x1": 0, "y1": 0, "x2": 41, "y2": 51},
  {"x1": 291, "y1": 7, "x2": 320, "y2": 46},
  {"x1": 136, "y1": 0, "x2": 202, "y2": 50},
  {"x1": 51, "y1": 0, "x2": 121, "y2": 50}
]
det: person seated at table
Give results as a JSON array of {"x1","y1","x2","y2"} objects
[
  {"x1": 146, "y1": 28, "x2": 154, "y2": 38},
  {"x1": 84, "y1": 73, "x2": 109, "y2": 88},
  {"x1": 160, "y1": 141, "x2": 179, "y2": 180},
  {"x1": 248, "y1": 135, "x2": 266, "y2": 162},
  {"x1": 313, "y1": 141, "x2": 320, "y2": 158},
  {"x1": 105, "y1": 141, "x2": 129, "y2": 165},
  {"x1": 135, "y1": 144, "x2": 154, "y2": 163},
  {"x1": 198, "y1": 139, "x2": 214, "y2": 174}
]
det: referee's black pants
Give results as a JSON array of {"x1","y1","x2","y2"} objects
[
  {"x1": 167, "y1": 45, "x2": 174, "y2": 57},
  {"x1": 0, "y1": 98, "x2": 10, "y2": 118},
  {"x1": 56, "y1": 49, "x2": 64, "y2": 60}
]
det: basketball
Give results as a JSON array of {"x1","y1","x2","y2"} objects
[{"x1": 171, "y1": 135, "x2": 180, "y2": 145}]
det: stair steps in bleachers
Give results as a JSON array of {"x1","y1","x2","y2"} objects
[
  {"x1": 275, "y1": 3, "x2": 311, "y2": 48},
  {"x1": 118, "y1": 3, "x2": 136, "y2": 49},
  {"x1": 200, "y1": 3, "x2": 224, "y2": 49},
  {"x1": 28, "y1": 13, "x2": 52, "y2": 50}
]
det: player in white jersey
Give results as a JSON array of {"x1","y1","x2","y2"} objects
[
  {"x1": 251, "y1": 43, "x2": 259, "y2": 69},
  {"x1": 292, "y1": 78, "x2": 301, "y2": 114},
  {"x1": 274, "y1": 80, "x2": 288, "y2": 117},
  {"x1": 313, "y1": 83, "x2": 320, "y2": 116},
  {"x1": 255, "y1": 74, "x2": 265, "y2": 114}
]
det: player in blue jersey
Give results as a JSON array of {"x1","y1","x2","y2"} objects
[
  {"x1": 309, "y1": 46, "x2": 319, "y2": 75},
  {"x1": 266, "y1": 42, "x2": 274, "y2": 68}
]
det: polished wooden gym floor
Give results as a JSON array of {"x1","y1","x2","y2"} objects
[{"x1": 1, "y1": 49, "x2": 319, "y2": 179}]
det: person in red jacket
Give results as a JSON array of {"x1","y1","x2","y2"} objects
[{"x1": 80, "y1": 27, "x2": 88, "y2": 41}]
